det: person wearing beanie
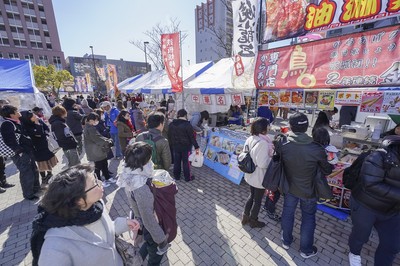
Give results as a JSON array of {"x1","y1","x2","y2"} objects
[{"x1": 280, "y1": 113, "x2": 333, "y2": 259}]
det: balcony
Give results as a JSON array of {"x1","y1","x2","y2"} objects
[
  {"x1": 0, "y1": 17, "x2": 4, "y2": 24},
  {"x1": 23, "y1": 8, "x2": 36, "y2": 16},
  {"x1": 45, "y1": 36, "x2": 50, "y2": 43},
  {"x1": 42, "y1": 24, "x2": 48, "y2": 31},
  {"x1": 29, "y1": 35, "x2": 41, "y2": 42},
  {"x1": 12, "y1": 32, "x2": 26, "y2": 40},
  {"x1": 21, "y1": 0, "x2": 34, "y2": 3},
  {"x1": 8, "y1": 19, "x2": 22, "y2": 27},
  {"x1": 40, "y1": 11, "x2": 45, "y2": 18},
  {"x1": 5, "y1": 4, "x2": 19, "y2": 14},
  {"x1": 26, "y1": 22, "x2": 39, "y2": 29}
]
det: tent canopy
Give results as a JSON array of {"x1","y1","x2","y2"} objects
[
  {"x1": 117, "y1": 74, "x2": 143, "y2": 91},
  {"x1": 185, "y1": 57, "x2": 256, "y2": 94},
  {"x1": 0, "y1": 59, "x2": 36, "y2": 93},
  {"x1": 120, "y1": 70, "x2": 165, "y2": 94}
]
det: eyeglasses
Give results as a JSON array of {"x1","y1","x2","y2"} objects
[{"x1": 85, "y1": 174, "x2": 101, "y2": 193}]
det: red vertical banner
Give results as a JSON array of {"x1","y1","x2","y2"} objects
[{"x1": 161, "y1": 33, "x2": 183, "y2": 92}]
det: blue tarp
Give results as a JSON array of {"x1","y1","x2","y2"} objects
[{"x1": 0, "y1": 59, "x2": 35, "y2": 93}]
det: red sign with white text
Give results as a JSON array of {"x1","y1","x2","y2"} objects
[
  {"x1": 255, "y1": 25, "x2": 400, "y2": 89},
  {"x1": 161, "y1": 33, "x2": 183, "y2": 92}
]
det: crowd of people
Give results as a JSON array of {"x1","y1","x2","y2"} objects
[{"x1": 0, "y1": 94, "x2": 399, "y2": 265}]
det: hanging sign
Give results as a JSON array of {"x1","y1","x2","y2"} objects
[
  {"x1": 216, "y1": 95, "x2": 226, "y2": 106},
  {"x1": 360, "y1": 91, "x2": 384, "y2": 113},
  {"x1": 255, "y1": 25, "x2": 400, "y2": 89},
  {"x1": 304, "y1": 91, "x2": 319, "y2": 109},
  {"x1": 161, "y1": 33, "x2": 182, "y2": 92},
  {"x1": 290, "y1": 89, "x2": 305, "y2": 108},
  {"x1": 202, "y1": 95, "x2": 212, "y2": 105},
  {"x1": 381, "y1": 91, "x2": 400, "y2": 114},
  {"x1": 317, "y1": 91, "x2": 336, "y2": 110},
  {"x1": 231, "y1": 93, "x2": 243, "y2": 106},
  {"x1": 279, "y1": 90, "x2": 291, "y2": 108},
  {"x1": 335, "y1": 90, "x2": 362, "y2": 105},
  {"x1": 192, "y1": 94, "x2": 200, "y2": 104}
]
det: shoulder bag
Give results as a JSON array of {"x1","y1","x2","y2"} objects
[{"x1": 237, "y1": 140, "x2": 260, "y2": 174}]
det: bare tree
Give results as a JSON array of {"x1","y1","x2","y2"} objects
[{"x1": 130, "y1": 18, "x2": 188, "y2": 70}]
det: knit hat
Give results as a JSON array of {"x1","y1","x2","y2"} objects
[{"x1": 289, "y1": 113, "x2": 309, "y2": 127}]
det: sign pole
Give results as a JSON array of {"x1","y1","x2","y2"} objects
[{"x1": 180, "y1": 31, "x2": 184, "y2": 109}]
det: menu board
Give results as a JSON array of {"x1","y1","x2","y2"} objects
[
  {"x1": 290, "y1": 89, "x2": 304, "y2": 108},
  {"x1": 335, "y1": 91, "x2": 362, "y2": 106},
  {"x1": 279, "y1": 90, "x2": 291, "y2": 108},
  {"x1": 204, "y1": 131, "x2": 246, "y2": 185},
  {"x1": 360, "y1": 91, "x2": 384, "y2": 113},
  {"x1": 258, "y1": 91, "x2": 269, "y2": 106},
  {"x1": 317, "y1": 91, "x2": 335, "y2": 110},
  {"x1": 258, "y1": 90, "x2": 279, "y2": 107},
  {"x1": 381, "y1": 91, "x2": 400, "y2": 115},
  {"x1": 304, "y1": 91, "x2": 318, "y2": 109}
]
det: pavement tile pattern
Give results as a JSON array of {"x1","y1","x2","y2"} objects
[{"x1": 0, "y1": 151, "x2": 399, "y2": 266}]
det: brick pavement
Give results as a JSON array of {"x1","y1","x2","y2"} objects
[{"x1": 0, "y1": 151, "x2": 399, "y2": 266}]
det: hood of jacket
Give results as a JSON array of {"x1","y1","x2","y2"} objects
[
  {"x1": 287, "y1": 132, "x2": 313, "y2": 144},
  {"x1": 48, "y1": 115, "x2": 65, "y2": 125},
  {"x1": 117, "y1": 161, "x2": 154, "y2": 191}
]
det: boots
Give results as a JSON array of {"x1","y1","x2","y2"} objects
[
  {"x1": 249, "y1": 218, "x2": 266, "y2": 228},
  {"x1": 241, "y1": 213, "x2": 250, "y2": 225}
]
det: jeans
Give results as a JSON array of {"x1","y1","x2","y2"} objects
[
  {"x1": 139, "y1": 227, "x2": 163, "y2": 266},
  {"x1": 348, "y1": 197, "x2": 400, "y2": 266},
  {"x1": 264, "y1": 190, "x2": 281, "y2": 213},
  {"x1": 11, "y1": 152, "x2": 40, "y2": 199},
  {"x1": 94, "y1": 158, "x2": 110, "y2": 180},
  {"x1": 244, "y1": 186, "x2": 265, "y2": 220},
  {"x1": 64, "y1": 149, "x2": 80, "y2": 167},
  {"x1": 110, "y1": 133, "x2": 123, "y2": 157},
  {"x1": 281, "y1": 193, "x2": 317, "y2": 254},
  {"x1": 173, "y1": 149, "x2": 191, "y2": 180}
]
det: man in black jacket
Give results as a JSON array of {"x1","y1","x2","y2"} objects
[
  {"x1": 280, "y1": 113, "x2": 332, "y2": 259},
  {"x1": 0, "y1": 105, "x2": 40, "y2": 200},
  {"x1": 48, "y1": 105, "x2": 79, "y2": 167},
  {"x1": 348, "y1": 135, "x2": 400, "y2": 266},
  {"x1": 63, "y1": 98, "x2": 84, "y2": 154},
  {"x1": 168, "y1": 109, "x2": 199, "y2": 181}
]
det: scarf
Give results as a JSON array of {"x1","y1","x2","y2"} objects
[
  {"x1": 30, "y1": 201, "x2": 103, "y2": 266},
  {"x1": 117, "y1": 161, "x2": 154, "y2": 191}
]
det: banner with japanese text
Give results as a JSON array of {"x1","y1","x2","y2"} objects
[
  {"x1": 381, "y1": 91, "x2": 400, "y2": 114},
  {"x1": 360, "y1": 91, "x2": 384, "y2": 112},
  {"x1": 232, "y1": 0, "x2": 260, "y2": 57},
  {"x1": 161, "y1": 33, "x2": 183, "y2": 92},
  {"x1": 255, "y1": 25, "x2": 400, "y2": 89},
  {"x1": 335, "y1": 90, "x2": 362, "y2": 105},
  {"x1": 263, "y1": 0, "x2": 400, "y2": 43}
]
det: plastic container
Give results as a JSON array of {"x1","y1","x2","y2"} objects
[{"x1": 371, "y1": 121, "x2": 382, "y2": 141}]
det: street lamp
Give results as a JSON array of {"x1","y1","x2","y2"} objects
[
  {"x1": 89, "y1": 45, "x2": 99, "y2": 94},
  {"x1": 144, "y1": 41, "x2": 149, "y2": 73}
]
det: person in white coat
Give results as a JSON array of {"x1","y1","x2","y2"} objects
[{"x1": 241, "y1": 118, "x2": 274, "y2": 228}]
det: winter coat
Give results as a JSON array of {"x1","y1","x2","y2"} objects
[
  {"x1": 38, "y1": 211, "x2": 129, "y2": 266},
  {"x1": 22, "y1": 120, "x2": 54, "y2": 162},
  {"x1": 352, "y1": 139, "x2": 400, "y2": 214},
  {"x1": 136, "y1": 128, "x2": 172, "y2": 170},
  {"x1": 95, "y1": 119, "x2": 111, "y2": 138},
  {"x1": 104, "y1": 107, "x2": 119, "y2": 134},
  {"x1": 0, "y1": 118, "x2": 34, "y2": 155},
  {"x1": 48, "y1": 116, "x2": 77, "y2": 151},
  {"x1": 244, "y1": 135, "x2": 274, "y2": 189},
  {"x1": 190, "y1": 112, "x2": 203, "y2": 132},
  {"x1": 281, "y1": 132, "x2": 333, "y2": 199},
  {"x1": 83, "y1": 124, "x2": 112, "y2": 162},
  {"x1": 66, "y1": 110, "x2": 84, "y2": 136},
  {"x1": 168, "y1": 118, "x2": 199, "y2": 152},
  {"x1": 116, "y1": 121, "x2": 133, "y2": 152},
  {"x1": 81, "y1": 105, "x2": 93, "y2": 115},
  {"x1": 132, "y1": 109, "x2": 146, "y2": 132}
]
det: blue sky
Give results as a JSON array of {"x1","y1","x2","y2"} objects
[{"x1": 53, "y1": 0, "x2": 205, "y2": 66}]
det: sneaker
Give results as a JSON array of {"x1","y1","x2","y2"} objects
[
  {"x1": 280, "y1": 232, "x2": 290, "y2": 250},
  {"x1": 107, "y1": 177, "x2": 117, "y2": 183},
  {"x1": 300, "y1": 246, "x2": 318, "y2": 259},
  {"x1": 0, "y1": 187, "x2": 5, "y2": 193},
  {"x1": 348, "y1": 252, "x2": 361, "y2": 266},
  {"x1": 1, "y1": 182, "x2": 15, "y2": 188},
  {"x1": 266, "y1": 211, "x2": 281, "y2": 222}
]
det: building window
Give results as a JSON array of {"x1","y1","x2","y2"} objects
[
  {"x1": 41, "y1": 18, "x2": 47, "y2": 25},
  {"x1": 25, "y1": 54, "x2": 35, "y2": 65},
  {"x1": 53, "y1": 56, "x2": 62, "y2": 70},
  {"x1": 9, "y1": 53, "x2": 19, "y2": 59},
  {"x1": 0, "y1": 31, "x2": 9, "y2": 46},
  {"x1": 31, "y1": 41, "x2": 43, "y2": 49},
  {"x1": 46, "y1": 43, "x2": 52, "y2": 49},
  {"x1": 14, "y1": 39, "x2": 27, "y2": 47},
  {"x1": 39, "y1": 55, "x2": 48, "y2": 66}
]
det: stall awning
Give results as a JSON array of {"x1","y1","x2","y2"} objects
[
  {"x1": 117, "y1": 74, "x2": 143, "y2": 90},
  {"x1": 0, "y1": 59, "x2": 36, "y2": 93}
]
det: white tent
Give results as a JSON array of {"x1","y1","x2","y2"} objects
[
  {"x1": 0, "y1": 59, "x2": 51, "y2": 116},
  {"x1": 183, "y1": 57, "x2": 257, "y2": 114},
  {"x1": 117, "y1": 73, "x2": 143, "y2": 91},
  {"x1": 120, "y1": 70, "x2": 165, "y2": 94}
]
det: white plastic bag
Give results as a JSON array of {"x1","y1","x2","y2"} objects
[{"x1": 190, "y1": 151, "x2": 204, "y2": 168}]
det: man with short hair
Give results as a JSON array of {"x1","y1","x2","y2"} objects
[
  {"x1": 101, "y1": 101, "x2": 123, "y2": 159},
  {"x1": 136, "y1": 112, "x2": 171, "y2": 170},
  {"x1": 168, "y1": 109, "x2": 199, "y2": 181},
  {"x1": 280, "y1": 113, "x2": 333, "y2": 258}
]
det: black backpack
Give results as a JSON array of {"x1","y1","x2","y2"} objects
[
  {"x1": 343, "y1": 149, "x2": 387, "y2": 189},
  {"x1": 238, "y1": 140, "x2": 260, "y2": 174}
]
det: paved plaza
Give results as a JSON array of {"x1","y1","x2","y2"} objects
[{"x1": 0, "y1": 151, "x2": 399, "y2": 266}]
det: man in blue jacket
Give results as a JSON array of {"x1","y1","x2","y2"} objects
[{"x1": 101, "y1": 101, "x2": 123, "y2": 159}]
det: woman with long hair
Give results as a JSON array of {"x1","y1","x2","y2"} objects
[{"x1": 19, "y1": 110, "x2": 58, "y2": 185}]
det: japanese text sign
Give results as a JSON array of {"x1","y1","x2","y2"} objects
[
  {"x1": 360, "y1": 91, "x2": 384, "y2": 113},
  {"x1": 335, "y1": 91, "x2": 362, "y2": 105},
  {"x1": 255, "y1": 25, "x2": 400, "y2": 89},
  {"x1": 192, "y1": 94, "x2": 200, "y2": 104},
  {"x1": 231, "y1": 93, "x2": 243, "y2": 106},
  {"x1": 263, "y1": 0, "x2": 400, "y2": 43},
  {"x1": 232, "y1": 0, "x2": 259, "y2": 57},
  {"x1": 161, "y1": 33, "x2": 183, "y2": 92},
  {"x1": 202, "y1": 95, "x2": 212, "y2": 105},
  {"x1": 216, "y1": 95, "x2": 226, "y2": 106},
  {"x1": 381, "y1": 91, "x2": 400, "y2": 114}
]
